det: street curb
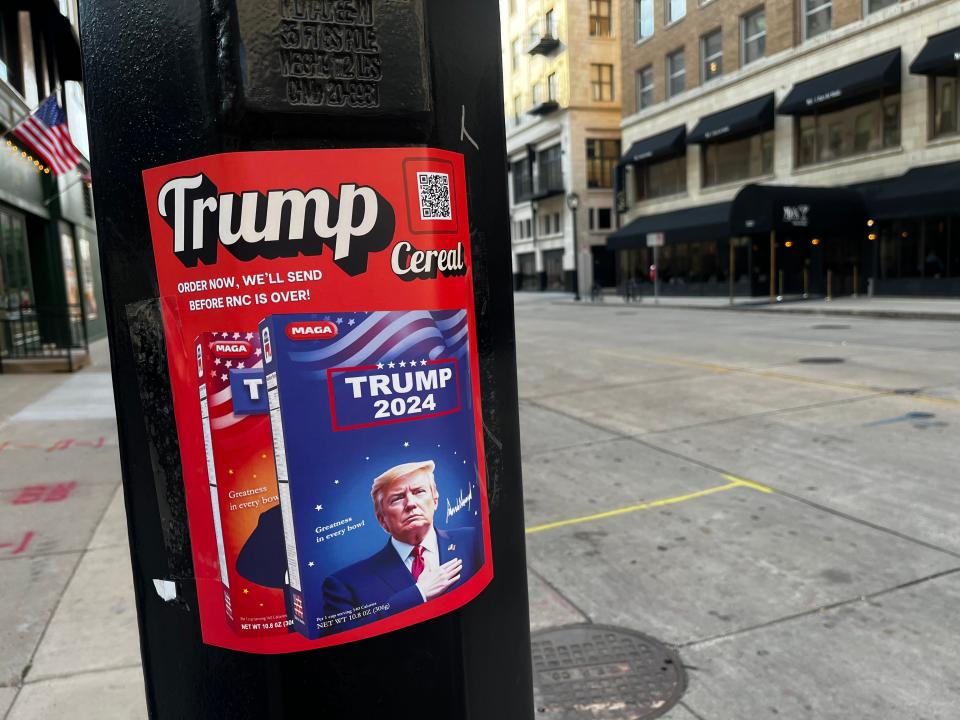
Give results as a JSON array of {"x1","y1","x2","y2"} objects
[{"x1": 547, "y1": 299, "x2": 960, "y2": 322}]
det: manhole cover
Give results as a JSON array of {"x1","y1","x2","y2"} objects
[
  {"x1": 812, "y1": 324, "x2": 851, "y2": 330},
  {"x1": 798, "y1": 357, "x2": 845, "y2": 364},
  {"x1": 531, "y1": 624, "x2": 686, "y2": 719}
]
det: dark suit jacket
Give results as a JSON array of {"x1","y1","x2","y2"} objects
[{"x1": 321, "y1": 526, "x2": 483, "y2": 632}]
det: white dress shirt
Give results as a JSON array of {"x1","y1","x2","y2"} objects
[{"x1": 391, "y1": 527, "x2": 439, "y2": 601}]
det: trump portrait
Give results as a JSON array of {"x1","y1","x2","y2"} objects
[{"x1": 321, "y1": 460, "x2": 483, "y2": 631}]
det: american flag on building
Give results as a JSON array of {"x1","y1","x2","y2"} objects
[{"x1": 11, "y1": 95, "x2": 82, "y2": 176}]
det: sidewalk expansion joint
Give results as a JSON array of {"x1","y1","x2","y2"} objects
[{"x1": 679, "y1": 566, "x2": 960, "y2": 651}]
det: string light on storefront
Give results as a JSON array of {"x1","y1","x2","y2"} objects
[{"x1": 5, "y1": 137, "x2": 48, "y2": 174}]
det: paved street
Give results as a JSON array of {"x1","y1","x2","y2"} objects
[
  {"x1": 517, "y1": 294, "x2": 960, "y2": 719},
  {"x1": 3, "y1": 296, "x2": 960, "y2": 718}
]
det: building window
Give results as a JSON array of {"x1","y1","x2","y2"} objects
[
  {"x1": 512, "y1": 37, "x2": 522, "y2": 71},
  {"x1": 933, "y1": 72, "x2": 959, "y2": 138},
  {"x1": 666, "y1": 49, "x2": 685, "y2": 98},
  {"x1": 537, "y1": 144, "x2": 563, "y2": 194},
  {"x1": 666, "y1": 0, "x2": 686, "y2": 24},
  {"x1": 636, "y1": 65, "x2": 654, "y2": 111},
  {"x1": 865, "y1": 0, "x2": 898, "y2": 12},
  {"x1": 545, "y1": 9, "x2": 557, "y2": 38},
  {"x1": 529, "y1": 22, "x2": 541, "y2": 45},
  {"x1": 701, "y1": 29, "x2": 722, "y2": 83},
  {"x1": 634, "y1": 156, "x2": 687, "y2": 200},
  {"x1": 511, "y1": 158, "x2": 533, "y2": 203},
  {"x1": 532, "y1": 82, "x2": 542, "y2": 105},
  {"x1": 590, "y1": 0, "x2": 612, "y2": 37},
  {"x1": 796, "y1": 95, "x2": 900, "y2": 167},
  {"x1": 513, "y1": 95, "x2": 522, "y2": 126},
  {"x1": 741, "y1": 8, "x2": 766, "y2": 65},
  {"x1": 636, "y1": 0, "x2": 654, "y2": 41},
  {"x1": 589, "y1": 207, "x2": 614, "y2": 230},
  {"x1": 591, "y1": 64, "x2": 615, "y2": 101},
  {"x1": 586, "y1": 139, "x2": 621, "y2": 188},
  {"x1": 0, "y1": 208, "x2": 34, "y2": 314},
  {"x1": 547, "y1": 72, "x2": 559, "y2": 102},
  {"x1": 0, "y1": 10, "x2": 22, "y2": 91},
  {"x1": 542, "y1": 212, "x2": 562, "y2": 235},
  {"x1": 802, "y1": 0, "x2": 831, "y2": 40},
  {"x1": 702, "y1": 131, "x2": 774, "y2": 186}
]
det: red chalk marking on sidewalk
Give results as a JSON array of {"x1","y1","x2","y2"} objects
[
  {"x1": 10, "y1": 482, "x2": 78, "y2": 504},
  {"x1": 0, "y1": 531, "x2": 35, "y2": 555},
  {"x1": 0, "y1": 436, "x2": 112, "y2": 453}
]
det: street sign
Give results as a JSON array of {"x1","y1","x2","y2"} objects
[{"x1": 646, "y1": 232, "x2": 665, "y2": 247}]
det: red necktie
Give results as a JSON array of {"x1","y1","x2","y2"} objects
[{"x1": 411, "y1": 545, "x2": 425, "y2": 581}]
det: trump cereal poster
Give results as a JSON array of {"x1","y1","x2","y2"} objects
[{"x1": 142, "y1": 148, "x2": 493, "y2": 653}]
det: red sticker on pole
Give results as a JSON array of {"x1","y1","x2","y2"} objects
[{"x1": 142, "y1": 148, "x2": 493, "y2": 654}]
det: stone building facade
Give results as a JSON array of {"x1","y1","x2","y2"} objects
[
  {"x1": 611, "y1": 0, "x2": 960, "y2": 297},
  {"x1": 501, "y1": 0, "x2": 623, "y2": 292}
]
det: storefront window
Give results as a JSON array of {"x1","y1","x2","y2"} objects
[
  {"x1": 0, "y1": 208, "x2": 33, "y2": 312},
  {"x1": 634, "y1": 155, "x2": 686, "y2": 200},
  {"x1": 702, "y1": 130, "x2": 774, "y2": 186},
  {"x1": 933, "y1": 73, "x2": 959, "y2": 138},
  {"x1": 795, "y1": 95, "x2": 900, "y2": 167},
  {"x1": 879, "y1": 218, "x2": 959, "y2": 281}
]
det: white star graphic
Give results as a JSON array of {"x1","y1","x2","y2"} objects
[
  {"x1": 334, "y1": 479, "x2": 340, "y2": 485},
  {"x1": 403, "y1": 442, "x2": 410, "y2": 448},
  {"x1": 237, "y1": 361, "x2": 245, "y2": 369},
  {"x1": 347, "y1": 318, "x2": 355, "y2": 326},
  {"x1": 255, "y1": 348, "x2": 262, "y2": 357},
  {"x1": 225, "y1": 360, "x2": 233, "y2": 368},
  {"x1": 246, "y1": 332, "x2": 254, "y2": 340},
  {"x1": 399, "y1": 361, "x2": 406, "y2": 368},
  {"x1": 365, "y1": 456, "x2": 370, "y2": 460},
  {"x1": 220, "y1": 373, "x2": 228, "y2": 381},
  {"x1": 387, "y1": 362, "x2": 396, "y2": 369},
  {"x1": 420, "y1": 360, "x2": 427, "y2": 366},
  {"x1": 454, "y1": 451, "x2": 457, "y2": 455},
  {"x1": 210, "y1": 370, "x2": 217, "y2": 377},
  {"x1": 221, "y1": 332, "x2": 230, "y2": 338},
  {"x1": 214, "y1": 358, "x2": 222, "y2": 365},
  {"x1": 377, "y1": 363, "x2": 384, "y2": 369},
  {"x1": 336, "y1": 317, "x2": 343, "y2": 324},
  {"x1": 463, "y1": 460, "x2": 466, "y2": 464},
  {"x1": 409, "y1": 360, "x2": 418, "y2": 367},
  {"x1": 233, "y1": 332, "x2": 241, "y2": 339},
  {"x1": 308, "y1": 561, "x2": 315, "y2": 567},
  {"x1": 315, "y1": 504, "x2": 323, "y2": 511}
]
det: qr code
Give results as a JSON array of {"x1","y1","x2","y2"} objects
[{"x1": 417, "y1": 172, "x2": 452, "y2": 221}]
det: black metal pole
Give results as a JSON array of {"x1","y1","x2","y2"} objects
[
  {"x1": 572, "y1": 206, "x2": 581, "y2": 301},
  {"x1": 77, "y1": 1, "x2": 533, "y2": 717}
]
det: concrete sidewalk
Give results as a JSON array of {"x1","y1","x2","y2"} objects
[
  {"x1": 542, "y1": 292, "x2": 960, "y2": 321},
  {"x1": 0, "y1": 339, "x2": 145, "y2": 720}
]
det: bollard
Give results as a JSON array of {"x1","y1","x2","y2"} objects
[
  {"x1": 827, "y1": 269, "x2": 833, "y2": 301},
  {"x1": 777, "y1": 269, "x2": 784, "y2": 302},
  {"x1": 78, "y1": 1, "x2": 534, "y2": 717},
  {"x1": 803, "y1": 268, "x2": 809, "y2": 300},
  {"x1": 853, "y1": 266, "x2": 859, "y2": 298}
]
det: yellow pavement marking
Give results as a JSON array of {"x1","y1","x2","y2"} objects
[{"x1": 525, "y1": 475, "x2": 772, "y2": 535}]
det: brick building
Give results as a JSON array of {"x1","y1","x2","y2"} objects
[
  {"x1": 608, "y1": 0, "x2": 960, "y2": 297},
  {"x1": 500, "y1": 0, "x2": 623, "y2": 292}
]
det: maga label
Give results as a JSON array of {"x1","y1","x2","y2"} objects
[{"x1": 143, "y1": 148, "x2": 492, "y2": 654}]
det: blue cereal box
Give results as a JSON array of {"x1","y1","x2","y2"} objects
[{"x1": 260, "y1": 310, "x2": 489, "y2": 641}]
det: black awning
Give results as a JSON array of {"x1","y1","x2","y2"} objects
[
  {"x1": 619, "y1": 126, "x2": 686, "y2": 165},
  {"x1": 607, "y1": 202, "x2": 731, "y2": 250},
  {"x1": 909, "y1": 27, "x2": 960, "y2": 77},
  {"x1": 778, "y1": 49, "x2": 901, "y2": 115},
  {"x1": 862, "y1": 162, "x2": 960, "y2": 220},
  {"x1": 730, "y1": 184, "x2": 866, "y2": 234},
  {"x1": 688, "y1": 94, "x2": 775, "y2": 144}
]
